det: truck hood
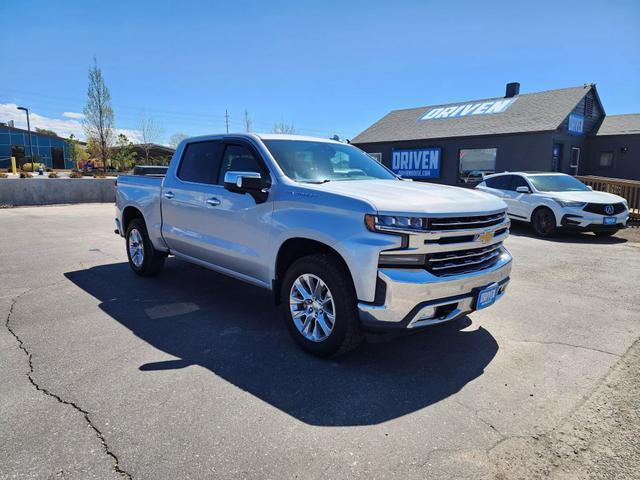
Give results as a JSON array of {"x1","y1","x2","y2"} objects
[
  {"x1": 305, "y1": 179, "x2": 507, "y2": 215},
  {"x1": 541, "y1": 190, "x2": 625, "y2": 204}
]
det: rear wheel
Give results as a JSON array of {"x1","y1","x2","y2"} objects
[
  {"x1": 531, "y1": 207, "x2": 557, "y2": 237},
  {"x1": 126, "y1": 218, "x2": 166, "y2": 276},
  {"x1": 281, "y1": 254, "x2": 363, "y2": 357}
]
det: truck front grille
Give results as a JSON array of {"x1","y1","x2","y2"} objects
[
  {"x1": 427, "y1": 212, "x2": 507, "y2": 231},
  {"x1": 426, "y1": 242, "x2": 504, "y2": 276}
]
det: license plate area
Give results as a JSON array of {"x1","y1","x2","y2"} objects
[
  {"x1": 475, "y1": 283, "x2": 499, "y2": 310},
  {"x1": 603, "y1": 217, "x2": 616, "y2": 225}
]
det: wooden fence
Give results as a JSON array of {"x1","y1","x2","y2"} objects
[{"x1": 576, "y1": 175, "x2": 640, "y2": 220}]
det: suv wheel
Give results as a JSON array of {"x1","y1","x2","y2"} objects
[
  {"x1": 531, "y1": 207, "x2": 557, "y2": 237},
  {"x1": 281, "y1": 254, "x2": 362, "y2": 357},
  {"x1": 126, "y1": 218, "x2": 166, "y2": 276}
]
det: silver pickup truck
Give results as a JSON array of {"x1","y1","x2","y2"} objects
[{"x1": 115, "y1": 133, "x2": 512, "y2": 357}]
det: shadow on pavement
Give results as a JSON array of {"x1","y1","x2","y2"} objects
[
  {"x1": 508, "y1": 221, "x2": 628, "y2": 244},
  {"x1": 65, "y1": 259, "x2": 499, "y2": 426}
]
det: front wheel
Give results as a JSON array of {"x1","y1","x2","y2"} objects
[
  {"x1": 126, "y1": 218, "x2": 166, "y2": 276},
  {"x1": 531, "y1": 207, "x2": 557, "y2": 237},
  {"x1": 281, "y1": 254, "x2": 363, "y2": 358}
]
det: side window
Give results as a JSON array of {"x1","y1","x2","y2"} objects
[
  {"x1": 177, "y1": 141, "x2": 222, "y2": 184},
  {"x1": 510, "y1": 175, "x2": 529, "y2": 191},
  {"x1": 486, "y1": 175, "x2": 511, "y2": 190},
  {"x1": 218, "y1": 144, "x2": 264, "y2": 184}
]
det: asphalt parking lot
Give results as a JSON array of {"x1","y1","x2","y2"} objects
[{"x1": 1, "y1": 204, "x2": 639, "y2": 480}]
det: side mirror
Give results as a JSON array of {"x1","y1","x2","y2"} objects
[
  {"x1": 224, "y1": 171, "x2": 269, "y2": 203},
  {"x1": 516, "y1": 186, "x2": 530, "y2": 193}
]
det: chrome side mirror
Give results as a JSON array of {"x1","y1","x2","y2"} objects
[
  {"x1": 516, "y1": 186, "x2": 530, "y2": 193},
  {"x1": 224, "y1": 171, "x2": 263, "y2": 190}
]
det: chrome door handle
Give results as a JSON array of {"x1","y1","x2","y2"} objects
[
  {"x1": 163, "y1": 191, "x2": 175, "y2": 199},
  {"x1": 206, "y1": 197, "x2": 221, "y2": 206}
]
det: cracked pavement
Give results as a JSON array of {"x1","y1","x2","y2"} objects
[{"x1": 1, "y1": 204, "x2": 639, "y2": 479}]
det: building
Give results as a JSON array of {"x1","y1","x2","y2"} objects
[
  {"x1": 352, "y1": 83, "x2": 640, "y2": 184},
  {"x1": 0, "y1": 124, "x2": 75, "y2": 170}
]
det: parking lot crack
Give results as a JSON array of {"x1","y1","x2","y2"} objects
[
  {"x1": 5, "y1": 291, "x2": 133, "y2": 480},
  {"x1": 505, "y1": 338, "x2": 621, "y2": 358}
]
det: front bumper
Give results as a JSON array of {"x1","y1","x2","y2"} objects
[
  {"x1": 357, "y1": 249, "x2": 512, "y2": 330},
  {"x1": 559, "y1": 210, "x2": 629, "y2": 231}
]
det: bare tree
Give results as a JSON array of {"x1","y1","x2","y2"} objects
[
  {"x1": 83, "y1": 58, "x2": 114, "y2": 170},
  {"x1": 169, "y1": 133, "x2": 188, "y2": 148},
  {"x1": 138, "y1": 111, "x2": 164, "y2": 164},
  {"x1": 272, "y1": 120, "x2": 295, "y2": 134},
  {"x1": 244, "y1": 110, "x2": 252, "y2": 132}
]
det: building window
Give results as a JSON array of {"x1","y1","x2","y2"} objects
[
  {"x1": 599, "y1": 151, "x2": 613, "y2": 167},
  {"x1": 458, "y1": 148, "x2": 496, "y2": 183},
  {"x1": 570, "y1": 147, "x2": 580, "y2": 175},
  {"x1": 368, "y1": 152, "x2": 382, "y2": 163}
]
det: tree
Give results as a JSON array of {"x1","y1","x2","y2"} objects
[
  {"x1": 272, "y1": 120, "x2": 295, "y2": 134},
  {"x1": 138, "y1": 111, "x2": 164, "y2": 164},
  {"x1": 244, "y1": 110, "x2": 252, "y2": 132},
  {"x1": 83, "y1": 58, "x2": 114, "y2": 171},
  {"x1": 169, "y1": 133, "x2": 188, "y2": 149},
  {"x1": 111, "y1": 134, "x2": 137, "y2": 170},
  {"x1": 65, "y1": 134, "x2": 84, "y2": 169},
  {"x1": 36, "y1": 127, "x2": 58, "y2": 137}
]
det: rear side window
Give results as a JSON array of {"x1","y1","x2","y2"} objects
[
  {"x1": 485, "y1": 175, "x2": 511, "y2": 190},
  {"x1": 177, "y1": 141, "x2": 222, "y2": 184},
  {"x1": 218, "y1": 144, "x2": 264, "y2": 184}
]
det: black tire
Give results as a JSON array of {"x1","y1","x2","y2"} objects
[
  {"x1": 595, "y1": 230, "x2": 618, "y2": 238},
  {"x1": 125, "y1": 218, "x2": 166, "y2": 276},
  {"x1": 280, "y1": 254, "x2": 363, "y2": 358},
  {"x1": 531, "y1": 207, "x2": 557, "y2": 237}
]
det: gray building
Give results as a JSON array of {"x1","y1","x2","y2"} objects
[{"x1": 352, "y1": 83, "x2": 640, "y2": 184}]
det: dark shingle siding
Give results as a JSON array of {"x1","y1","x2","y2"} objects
[{"x1": 352, "y1": 85, "x2": 594, "y2": 144}]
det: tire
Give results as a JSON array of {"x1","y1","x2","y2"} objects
[
  {"x1": 280, "y1": 254, "x2": 363, "y2": 358},
  {"x1": 595, "y1": 230, "x2": 618, "y2": 238},
  {"x1": 125, "y1": 218, "x2": 166, "y2": 276},
  {"x1": 531, "y1": 207, "x2": 557, "y2": 237}
]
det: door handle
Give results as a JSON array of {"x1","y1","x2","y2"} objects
[
  {"x1": 206, "y1": 197, "x2": 221, "y2": 206},
  {"x1": 163, "y1": 191, "x2": 175, "y2": 199}
]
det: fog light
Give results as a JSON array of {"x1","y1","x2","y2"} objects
[{"x1": 415, "y1": 306, "x2": 436, "y2": 320}]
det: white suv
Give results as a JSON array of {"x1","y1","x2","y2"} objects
[{"x1": 477, "y1": 172, "x2": 629, "y2": 237}]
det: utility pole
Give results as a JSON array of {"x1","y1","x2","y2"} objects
[
  {"x1": 17, "y1": 106, "x2": 35, "y2": 172},
  {"x1": 224, "y1": 109, "x2": 230, "y2": 134},
  {"x1": 244, "y1": 109, "x2": 252, "y2": 132}
]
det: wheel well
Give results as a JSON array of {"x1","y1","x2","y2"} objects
[
  {"x1": 122, "y1": 206, "x2": 144, "y2": 233},
  {"x1": 531, "y1": 205, "x2": 557, "y2": 223},
  {"x1": 273, "y1": 238, "x2": 352, "y2": 304}
]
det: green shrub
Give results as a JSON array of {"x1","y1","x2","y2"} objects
[{"x1": 21, "y1": 162, "x2": 44, "y2": 172}]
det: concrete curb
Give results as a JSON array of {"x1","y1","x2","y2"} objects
[{"x1": 0, "y1": 178, "x2": 116, "y2": 206}]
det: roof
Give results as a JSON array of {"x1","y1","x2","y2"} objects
[
  {"x1": 0, "y1": 123, "x2": 72, "y2": 141},
  {"x1": 595, "y1": 114, "x2": 640, "y2": 136},
  {"x1": 352, "y1": 85, "x2": 595, "y2": 144},
  {"x1": 182, "y1": 133, "x2": 342, "y2": 144}
]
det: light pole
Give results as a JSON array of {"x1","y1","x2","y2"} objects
[{"x1": 17, "y1": 106, "x2": 35, "y2": 172}]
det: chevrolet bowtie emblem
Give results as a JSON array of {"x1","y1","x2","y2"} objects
[{"x1": 477, "y1": 231, "x2": 494, "y2": 243}]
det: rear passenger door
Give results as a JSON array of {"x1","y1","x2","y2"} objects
[{"x1": 161, "y1": 140, "x2": 223, "y2": 259}]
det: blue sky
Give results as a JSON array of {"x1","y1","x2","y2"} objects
[{"x1": 1, "y1": 0, "x2": 639, "y2": 143}]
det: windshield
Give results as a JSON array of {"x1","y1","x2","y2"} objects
[
  {"x1": 528, "y1": 174, "x2": 590, "y2": 192},
  {"x1": 263, "y1": 140, "x2": 397, "y2": 183}
]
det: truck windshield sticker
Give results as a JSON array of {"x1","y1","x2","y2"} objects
[
  {"x1": 392, "y1": 148, "x2": 441, "y2": 178},
  {"x1": 419, "y1": 98, "x2": 517, "y2": 121}
]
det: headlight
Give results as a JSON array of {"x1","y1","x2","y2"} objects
[
  {"x1": 552, "y1": 199, "x2": 587, "y2": 208},
  {"x1": 365, "y1": 214, "x2": 425, "y2": 233}
]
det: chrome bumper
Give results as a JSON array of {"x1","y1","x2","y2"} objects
[{"x1": 357, "y1": 249, "x2": 512, "y2": 330}]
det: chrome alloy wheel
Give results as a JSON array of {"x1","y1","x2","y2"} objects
[
  {"x1": 289, "y1": 274, "x2": 336, "y2": 342},
  {"x1": 128, "y1": 228, "x2": 144, "y2": 268}
]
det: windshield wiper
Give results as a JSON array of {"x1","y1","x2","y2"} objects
[{"x1": 302, "y1": 179, "x2": 331, "y2": 184}]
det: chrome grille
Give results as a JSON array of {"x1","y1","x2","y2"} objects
[
  {"x1": 427, "y1": 212, "x2": 507, "y2": 231},
  {"x1": 427, "y1": 242, "x2": 504, "y2": 276}
]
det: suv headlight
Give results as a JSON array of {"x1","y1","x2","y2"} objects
[
  {"x1": 365, "y1": 214, "x2": 424, "y2": 233},
  {"x1": 552, "y1": 199, "x2": 587, "y2": 208}
]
